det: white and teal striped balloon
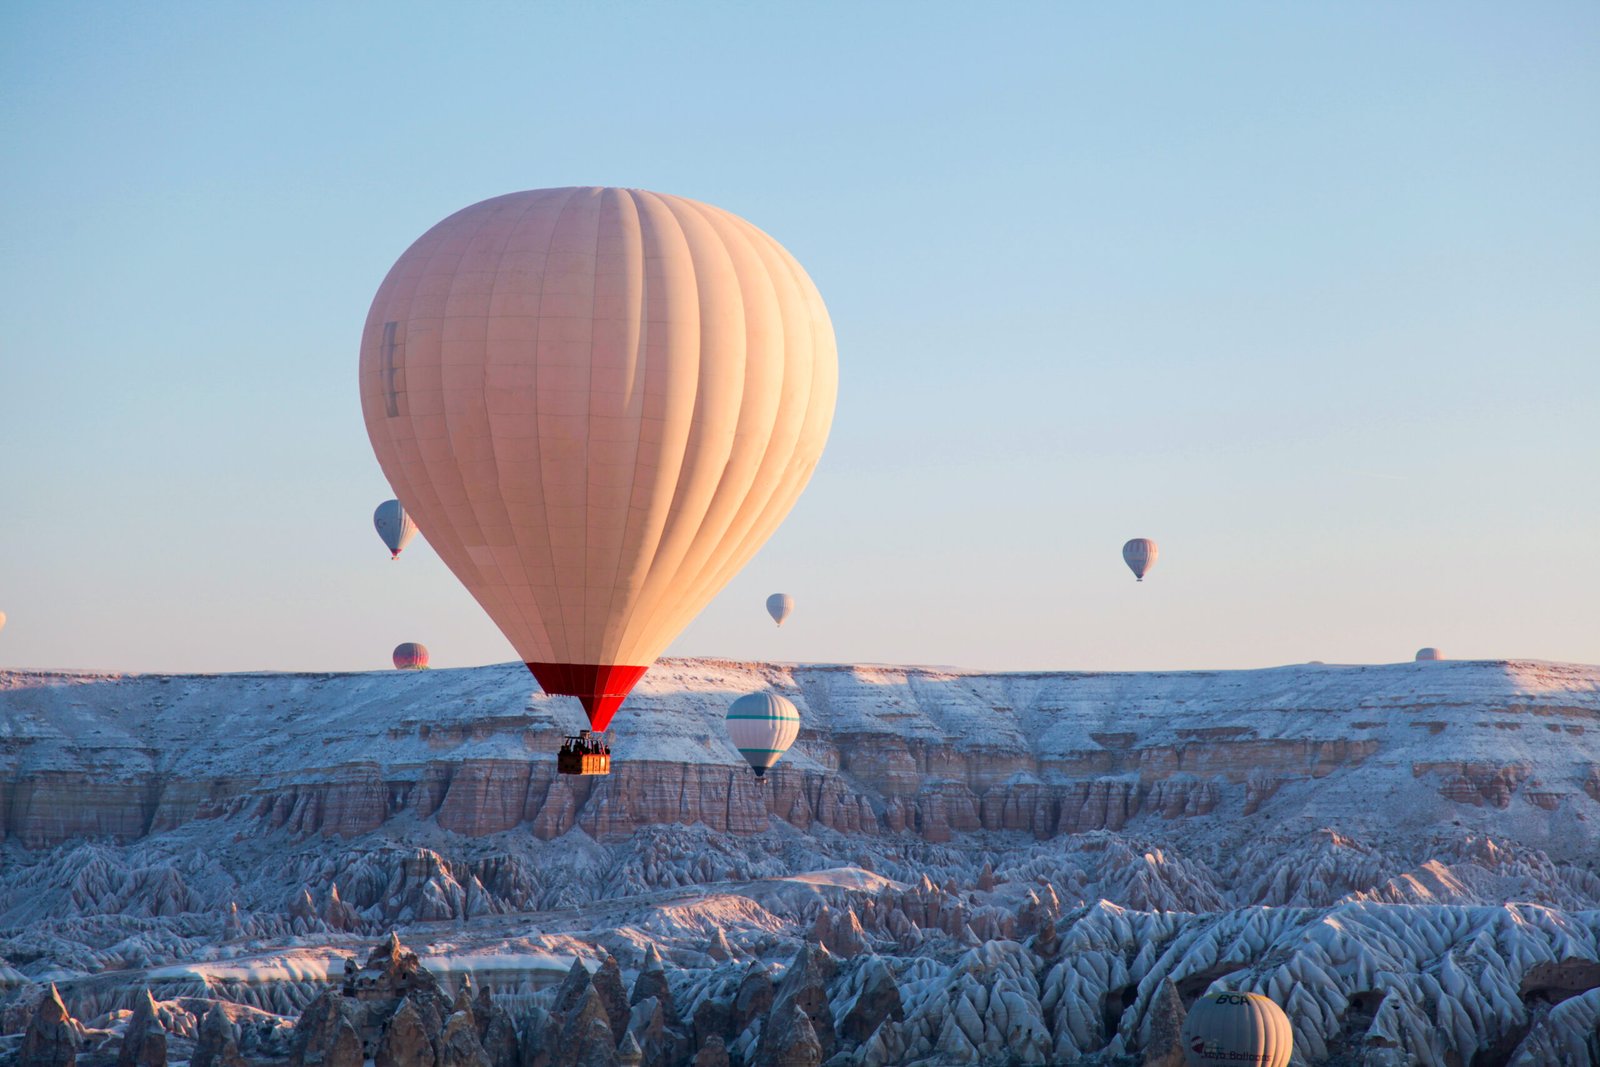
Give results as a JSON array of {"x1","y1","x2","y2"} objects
[
  {"x1": 374, "y1": 499, "x2": 418, "y2": 560},
  {"x1": 725, "y1": 692, "x2": 801, "y2": 778}
]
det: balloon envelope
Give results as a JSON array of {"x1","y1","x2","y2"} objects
[
  {"x1": 0, "y1": 611, "x2": 6, "y2": 634},
  {"x1": 725, "y1": 692, "x2": 801, "y2": 777},
  {"x1": 1181, "y1": 992, "x2": 1292, "y2": 1067},
  {"x1": 1123, "y1": 538, "x2": 1158, "y2": 581},
  {"x1": 393, "y1": 643, "x2": 429, "y2": 670},
  {"x1": 1416, "y1": 647, "x2": 1444, "y2": 661},
  {"x1": 359, "y1": 188, "x2": 837, "y2": 731},
  {"x1": 766, "y1": 593, "x2": 794, "y2": 627},
  {"x1": 373, "y1": 499, "x2": 418, "y2": 559}
]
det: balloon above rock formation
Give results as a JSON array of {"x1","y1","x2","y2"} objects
[
  {"x1": 1416, "y1": 647, "x2": 1444, "y2": 661},
  {"x1": 1181, "y1": 992, "x2": 1292, "y2": 1067},
  {"x1": 373, "y1": 499, "x2": 418, "y2": 560},
  {"x1": 392, "y1": 643, "x2": 429, "y2": 670},
  {"x1": 725, "y1": 691, "x2": 801, "y2": 778},
  {"x1": 359, "y1": 187, "x2": 838, "y2": 734},
  {"x1": 1123, "y1": 538, "x2": 1158, "y2": 581},
  {"x1": 766, "y1": 593, "x2": 794, "y2": 627}
]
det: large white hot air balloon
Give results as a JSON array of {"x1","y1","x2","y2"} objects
[
  {"x1": 359, "y1": 188, "x2": 837, "y2": 736},
  {"x1": 1123, "y1": 538, "x2": 1158, "y2": 581},
  {"x1": 725, "y1": 692, "x2": 801, "y2": 777},
  {"x1": 1416, "y1": 647, "x2": 1444, "y2": 661},
  {"x1": 373, "y1": 499, "x2": 418, "y2": 559},
  {"x1": 1181, "y1": 992, "x2": 1293, "y2": 1067},
  {"x1": 766, "y1": 593, "x2": 794, "y2": 627}
]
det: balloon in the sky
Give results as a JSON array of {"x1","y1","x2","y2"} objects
[
  {"x1": 1181, "y1": 992, "x2": 1293, "y2": 1067},
  {"x1": 392, "y1": 643, "x2": 430, "y2": 670},
  {"x1": 359, "y1": 188, "x2": 837, "y2": 733},
  {"x1": 725, "y1": 692, "x2": 801, "y2": 778},
  {"x1": 1416, "y1": 647, "x2": 1444, "y2": 661},
  {"x1": 373, "y1": 499, "x2": 418, "y2": 560},
  {"x1": 766, "y1": 593, "x2": 794, "y2": 627},
  {"x1": 0, "y1": 611, "x2": 6, "y2": 634},
  {"x1": 1123, "y1": 538, "x2": 1158, "y2": 581}
]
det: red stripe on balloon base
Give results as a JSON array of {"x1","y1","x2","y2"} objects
[{"x1": 525, "y1": 662, "x2": 649, "y2": 732}]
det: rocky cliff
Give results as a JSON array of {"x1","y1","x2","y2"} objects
[
  {"x1": 3, "y1": 657, "x2": 1599, "y2": 1064},
  {"x1": 2, "y1": 658, "x2": 1596, "y2": 853}
]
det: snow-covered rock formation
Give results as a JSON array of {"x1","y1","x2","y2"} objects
[{"x1": 1, "y1": 657, "x2": 1597, "y2": 1064}]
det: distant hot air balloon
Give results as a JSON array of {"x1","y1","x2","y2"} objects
[
  {"x1": 725, "y1": 692, "x2": 801, "y2": 778},
  {"x1": 359, "y1": 188, "x2": 837, "y2": 742},
  {"x1": 0, "y1": 611, "x2": 6, "y2": 634},
  {"x1": 373, "y1": 499, "x2": 418, "y2": 560},
  {"x1": 1416, "y1": 647, "x2": 1444, "y2": 661},
  {"x1": 1123, "y1": 538, "x2": 1158, "y2": 581},
  {"x1": 766, "y1": 593, "x2": 794, "y2": 627},
  {"x1": 393, "y1": 643, "x2": 429, "y2": 670},
  {"x1": 1181, "y1": 992, "x2": 1292, "y2": 1067}
]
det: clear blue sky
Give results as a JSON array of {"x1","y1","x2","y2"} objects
[{"x1": 2, "y1": 3, "x2": 1596, "y2": 673}]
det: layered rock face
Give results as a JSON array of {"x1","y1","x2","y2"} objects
[
  {"x1": 2, "y1": 658, "x2": 1596, "y2": 853},
  {"x1": 3, "y1": 658, "x2": 1600, "y2": 1065}
]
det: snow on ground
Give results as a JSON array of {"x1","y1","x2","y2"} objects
[{"x1": 2, "y1": 657, "x2": 1599, "y2": 1063}]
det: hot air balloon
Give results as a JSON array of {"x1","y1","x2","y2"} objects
[
  {"x1": 1181, "y1": 992, "x2": 1293, "y2": 1067},
  {"x1": 373, "y1": 499, "x2": 418, "y2": 559},
  {"x1": 1416, "y1": 647, "x2": 1444, "y2": 661},
  {"x1": 725, "y1": 692, "x2": 801, "y2": 778},
  {"x1": 1123, "y1": 538, "x2": 1158, "y2": 581},
  {"x1": 358, "y1": 188, "x2": 837, "y2": 758},
  {"x1": 766, "y1": 593, "x2": 794, "y2": 627},
  {"x1": 0, "y1": 611, "x2": 6, "y2": 635},
  {"x1": 393, "y1": 643, "x2": 429, "y2": 670}
]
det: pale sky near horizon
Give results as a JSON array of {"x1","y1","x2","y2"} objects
[{"x1": 1, "y1": 3, "x2": 1596, "y2": 675}]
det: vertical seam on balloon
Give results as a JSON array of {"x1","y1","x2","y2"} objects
[
  {"x1": 397, "y1": 216, "x2": 475, "y2": 599},
  {"x1": 445, "y1": 198, "x2": 523, "y2": 645},
  {"x1": 615, "y1": 196, "x2": 759, "y2": 659},
  {"x1": 625, "y1": 190, "x2": 711, "y2": 661},
  {"x1": 650, "y1": 214, "x2": 828, "y2": 646},
  {"x1": 531, "y1": 189, "x2": 585, "y2": 662},
  {"x1": 596, "y1": 188, "x2": 651, "y2": 662},
  {"x1": 578, "y1": 189, "x2": 607, "y2": 662},
  {"x1": 685, "y1": 210, "x2": 819, "y2": 632},
  {"x1": 635, "y1": 199, "x2": 788, "y2": 646},
  {"x1": 607, "y1": 190, "x2": 704, "y2": 663},
  {"x1": 485, "y1": 191, "x2": 559, "y2": 659}
]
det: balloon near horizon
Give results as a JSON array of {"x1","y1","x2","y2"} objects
[
  {"x1": 359, "y1": 187, "x2": 838, "y2": 738},
  {"x1": 1416, "y1": 647, "x2": 1445, "y2": 661},
  {"x1": 391, "y1": 642, "x2": 429, "y2": 670}
]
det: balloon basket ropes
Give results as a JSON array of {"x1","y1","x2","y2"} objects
[{"x1": 557, "y1": 730, "x2": 611, "y2": 776}]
